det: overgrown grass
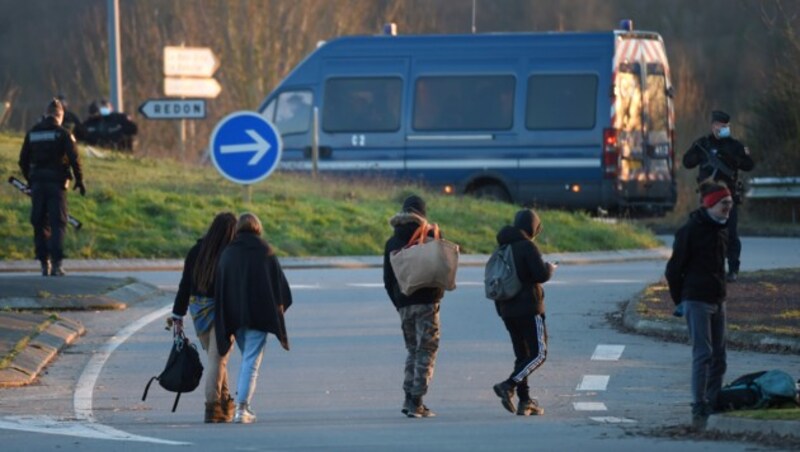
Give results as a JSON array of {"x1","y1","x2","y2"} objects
[
  {"x1": 726, "y1": 407, "x2": 800, "y2": 421},
  {"x1": 1, "y1": 133, "x2": 660, "y2": 259}
]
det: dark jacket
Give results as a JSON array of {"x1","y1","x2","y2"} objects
[
  {"x1": 214, "y1": 232, "x2": 292, "y2": 353},
  {"x1": 383, "y1": 212, "x2": 444, "y2": 310},
  {"x1": 83, "y1": 113, "x2": 138, "y2": 151},
  {"x1": 172, "y1": 239, "x2": 215, "y2": 317},
  {"x1": 62, "y1": 110, "x2": 87, "y2": 142},
  {"x1": 494, "y1": 225, "x2": 552, "y2": 318},
  {"x1": 18, "y1": 116, "x2": 83, "y2": 186},
  {"x1": 665, "y1": 208, "x2": 728, "y2": 305},
  {"x1": 683, "y1": 134, "x2": 755, "y2": 203}
]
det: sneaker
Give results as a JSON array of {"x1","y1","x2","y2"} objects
[
  {"x1": 726, "y1": 272, "x2": 737, "y2": 283},
  {"x1": 401, "y1": 393, "x2": 412, "y2": 416},
  {"x1": 493, "y1": 381, "x2": 516, "y2": 414},
  {"x1": 40, "y1": 260, "x2": 51, "y2": 277},
  {"x1": 406, "y1": 396, "x2": 435, "y2": 418},
  {"x1": 691, "y1": 403, "x2": 709, "y2": 431},
  {"x1": 516, "y1": 398, "x2": 544, "y2": 416},
  {"x1": 234, "y1": 404, "x2": 256, "y2": 424}
]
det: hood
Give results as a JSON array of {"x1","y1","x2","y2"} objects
[
  {"x1": 496, "y1": 225, "x2": 529, "y2": 246},
  {"x1": 389, "y1": 211, "x2": 426, "y2": 228},
  {"x1": 513, "y1": 209, "x2": 542, "y2": 239}
]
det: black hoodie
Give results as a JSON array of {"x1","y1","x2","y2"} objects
[
  {"x1": 383, "y1": 212, "x2": 444, "y2": 310},
  {"x1": 665, "y1": 208, "x2": 728, "y2": 305},
  {"x1": 494, "y1": 224, "x2": 552, "y2": 318}
]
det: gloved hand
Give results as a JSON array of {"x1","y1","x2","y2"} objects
[{"x1": 74, "y1": 180, "x2": 86, "y2": 196}]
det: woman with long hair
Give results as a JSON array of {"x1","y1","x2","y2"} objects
[{"x1": 171, "y1": 211, "x2": 237, "y2": 422}]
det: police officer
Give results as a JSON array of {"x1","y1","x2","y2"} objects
[
  {"x1": 55, "y1": 94, "x2": 87, "y2": 142},
  {"x1": 683, "y1": 110, "x2": 755, "y2": 282},
  {"x1": 83, "y1": 99, "x2": 137, "y2": 151},
  {"x1": 18, "y1": 98, "x2": 86, "y2": 276}
]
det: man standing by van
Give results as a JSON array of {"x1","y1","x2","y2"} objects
[{"x1": 683, "y1": 111, "x2": 754, "y2": 282}]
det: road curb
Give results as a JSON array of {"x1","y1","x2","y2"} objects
[
  {"x1": 707, "y1": 414, "x2": 799, "y2": 438},
  {"x1": 0, "y1": 315, "x2": 84, "y2": 388}
]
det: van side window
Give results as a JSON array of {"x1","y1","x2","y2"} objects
[
  {"x1": 322, "y1": 77, "x2": 402, "y2": 133},
  {"x1": 274, "y1": 91, "x2": 312, "y2": 135},
  {"x1": 261, "y1": 100, "x2": 276, "y2": 122},
  {"x1": 413, "y1": 76, "x2": 515, "y2": 131},
  {"x1": 526, "y1": 74, "x2": 598, "y2": 130}
]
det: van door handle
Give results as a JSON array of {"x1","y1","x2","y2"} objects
[{"x1": 303, "y1": 146, "x2": 332, "y2": 159}]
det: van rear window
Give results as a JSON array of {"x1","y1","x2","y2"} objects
[
  {"x1": 323, "y1": 77, "x2": 402, "y2": 133},
  {"x1": 526, "y1": 74, "x2": 597, "y2": 130},
  {"x1": 413, "y1": 75, "x2": 515, "y2": 131}
]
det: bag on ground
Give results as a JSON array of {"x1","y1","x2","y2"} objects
[
  {"x1": 142, "y1": 331, "x2": 204, "y2": 412},
  {"x1": 715, "y1": 369, "x2": 799, "y2": 412},
  {"x1": 484, "y1": 244, "x2": 522, "y2": 301},
  {"x1": 390, "y1": 222, "x2": 459, "y2": 296}
]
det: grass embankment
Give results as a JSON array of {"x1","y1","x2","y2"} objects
[{"x1": 0, "y1": 133, "x2": 660, "y2": 259}]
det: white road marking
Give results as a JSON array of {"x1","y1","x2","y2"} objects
[
  {"x1": 290, "y1": 284, "x2": 320, "y2": 290},
  {"x1": 347, "y1": 283, "x2": 385, "y2": 288},
  {"x1": 577, "y1": 375, "x2": 610, "y2": 391},
  {"x1": 591, "y1": 344, "x2": 625, "y2": 361},
  {"x1": 590, "y1": 416, "x2": 637, "y2": 424},
  {"x1": 455, "y1": 281, "x2": 484, "y2": 286},
  {"x1": 573, "y1": 402, "x2": 608, "y2": 411}
]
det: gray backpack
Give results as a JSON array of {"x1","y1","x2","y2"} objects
[{"x1": 484, "y1": 244, "x2": 522, "y2": 301}]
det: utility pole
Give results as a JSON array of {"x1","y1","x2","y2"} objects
[{"x1": 108, "y1": 0, "x2": 123, "y2": 111}]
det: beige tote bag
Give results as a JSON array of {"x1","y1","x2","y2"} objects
[{"x1": 390, "y1": 223, "x2": 459, "y2": 296}]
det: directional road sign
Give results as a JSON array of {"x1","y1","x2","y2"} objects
[
  {"x1": 138, "y1": 98, "x2": 206, "y2": 120},
  {"x1": 209, "y1": 111, "x2": 283, "y2": 185},
  {"x1": 164, "y1": 77, "x2": 222, "y2": 98},
  {"x1": 164, "y1": 46, "x2": 219, "y2": 77}
]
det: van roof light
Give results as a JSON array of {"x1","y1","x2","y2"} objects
[
  {"x1": 619, "y1": 19, "x2": 634, "y2": 31},
  {"x1": 383, "y1": 23, "x2": 398, "y2": 36}
]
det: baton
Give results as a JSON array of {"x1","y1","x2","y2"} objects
[{"x1": 8, "y1": 176, "x2": 82, "y2": 229}]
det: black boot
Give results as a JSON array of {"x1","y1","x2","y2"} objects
[
  {"x1": 40, "y1": 260, "x2": 51, "y2": 277},
  {"x1": 493, "y1": 380, "x2": 517, "y2": 414},
  {"x1": 51, "y1": 261, "x2": 65, "y2": 276}
]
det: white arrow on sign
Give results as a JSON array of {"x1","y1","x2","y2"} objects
[
  {"x1": 164, "y1": 77, "x2": 222, "y2": 98},
  {"x1": 220, "y1": 129, "x2": 271, "y2": 166}
]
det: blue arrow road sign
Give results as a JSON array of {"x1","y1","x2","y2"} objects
[{"x1": 209, "y1": 111, "x2": 283, "y2": 185}]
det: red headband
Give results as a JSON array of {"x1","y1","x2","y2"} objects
[{"x1": 702, "y1": 188, "x2": 732, "y2": 208}]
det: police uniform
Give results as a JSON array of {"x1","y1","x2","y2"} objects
[
  {"x1": 83, "y1": 102, "x2": 138, "y2": 151},
  {"x1": 18, "y1": 111, "x2": 84, "y2": 275},
  {"x1": 683, "y1": 110, "x2": 755, "y2": 279}
]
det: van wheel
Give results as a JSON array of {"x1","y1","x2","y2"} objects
[{"x1": 470, "y1": 184, "x2": 511, "y2": 203}]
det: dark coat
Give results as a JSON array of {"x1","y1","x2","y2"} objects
[
  {"x1": 18, "y1": 116, "x2": 83, "y2": 186},
  {"x1": 383, "y1": 212, "x2": 444, "y2": 310},
  {"x1": 665, "y1": 208, "x2": 728, "y2": 305},
  {"x1": 172, "y1": 239, "x2": 216, "y2": 317},
  {"x1": 214, "y1": 232, "x2": 292, "y2": 353},
  {"x1": 494, "y1": 225, "x2": 552, "y2": 318},
  {"x1": 683, "y1": 134, "x2": 755, "y2": 203}
]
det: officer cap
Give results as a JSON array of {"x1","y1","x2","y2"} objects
[{"x1": 711, "y1": 110, "x2": 730, "y2": 123}]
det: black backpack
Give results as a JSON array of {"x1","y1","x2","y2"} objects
[{"x1": 142, "y1": 331, "x2": 204, "y2": 412}]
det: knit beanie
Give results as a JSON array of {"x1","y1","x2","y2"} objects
[
  {"x1": 514, "y1": 209, "x2": 542, "y2": 239},
  {"x1": 700, "y1": 182, "x2": 732, "y2": 208},
  {"x1": 402, "y1": 195, "x2": 427, "y2": 217}
]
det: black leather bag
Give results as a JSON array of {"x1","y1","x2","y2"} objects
[{"x1": 142, "y1": 331, "x2": 204, "y2": 412}]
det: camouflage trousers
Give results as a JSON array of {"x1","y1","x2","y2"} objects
[{"x1": 399, "y1": 303, "x2": 440, "y2": 397}]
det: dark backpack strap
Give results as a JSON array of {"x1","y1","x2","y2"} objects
[
  {"x1": 171, "y1": 392, "x2": 182, "y2": 412},
  {"x1": 142, "y1": 376, "x2": 158, "y2": 401}
]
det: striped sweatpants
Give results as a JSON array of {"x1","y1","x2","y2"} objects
[{"x1": 503, "y1": 314, "x2": 547, "y2": 393}]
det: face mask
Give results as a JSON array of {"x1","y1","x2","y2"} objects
[
  {"x1": 718, "y1": 126, "x2": 731, "y2": 138},
  {"x1": 100, "y1": 107, "x2": 111, "y2": 116}
]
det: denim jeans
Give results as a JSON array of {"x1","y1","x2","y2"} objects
[
  {"x1": 684, "y1": 300, "x2": 727, "y2": 409},
  {"x1": 234, "y1": 328, "x2": 267, "y2": 406}
]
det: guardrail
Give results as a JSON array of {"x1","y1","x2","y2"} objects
[{"x1": 746, "y1": 177, "x2": 800, "y2": 199}]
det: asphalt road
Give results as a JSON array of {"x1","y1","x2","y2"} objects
[{"x1": 0, "y1": 237, "x2": 799, "y2": 451}]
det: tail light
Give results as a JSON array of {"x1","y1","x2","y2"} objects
[{"x1": 603, "y1": 128, "x2": 619, "y2": 179}]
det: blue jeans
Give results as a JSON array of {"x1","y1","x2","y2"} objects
[
  {"x1": 234, "y1": 328, "x2": 267, "y2": 406},
  {"x1": 684, "y1": 300, "x2": 727, "y2": 409}
]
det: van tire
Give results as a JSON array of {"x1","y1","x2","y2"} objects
[{"x1": 469, "y1": 184, "x2": 511, "y2": 203}]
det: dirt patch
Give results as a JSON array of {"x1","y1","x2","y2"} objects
[{"x1": 632, "y1": 268, "x2": 800, "y2": 349}]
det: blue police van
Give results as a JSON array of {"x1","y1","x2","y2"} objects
[{"x1": 258, "y1": 22, "x2": 677, "y2": 213}]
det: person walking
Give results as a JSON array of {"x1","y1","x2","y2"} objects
[
  {"x1": 491, "y1": 209, "x2": 556, "y2": 416},
  {"x1": 683, "y1": 110, "x2": 755, "y2": 282},
  {"x1": 214, "y1": 213, "x2": 292, "y2": 424},
  {"x1": 665, "y1": 182, "x2": 733, "y2": 430},
  {"x1": 383, "y1": 195, "x2": 443, "y2": 418},
  {"x1": 171, "y1": 212, "x2": 237, "y2": 423},
  {"x1": 18, "y1": 98, "x2": 85, "y2": 276}
]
